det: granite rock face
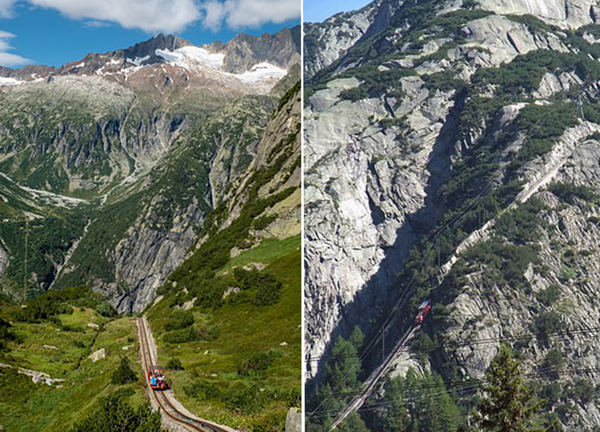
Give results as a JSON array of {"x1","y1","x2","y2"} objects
[{"x1": 306, "y1": 0, "x2": 600, "y2": 428}]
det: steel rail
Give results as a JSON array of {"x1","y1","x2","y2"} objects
[{"x1": 137, "y1": 318, "x2": 231, "y2": 432}]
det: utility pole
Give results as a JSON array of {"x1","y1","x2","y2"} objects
[
  {"x1": 381, "y1": 327, "x2": 385, "y2": 362},
  {"x1": 23, "y1": 219, "x2": 29, "y2": 303}
]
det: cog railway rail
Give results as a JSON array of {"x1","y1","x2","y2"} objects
[{"x1": 137, "y1": 317, "x2": 233, "y2": 432}]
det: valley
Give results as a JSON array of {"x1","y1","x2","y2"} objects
[{"x1": 0, "y1": 25, "x2": 301, "y2": 432}]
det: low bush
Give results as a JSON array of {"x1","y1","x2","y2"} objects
[
  {"x1": 0, "y1": 317, "x2": 17, "y2": 351},
  {"x1": 253, "y1": 279, "x2": 283, "y2": 306},
  {"x1": 569, "y1": 379, "x2": 596, "y2": 405},
  {"x1": 166, "y1": 358, "x2": 184, "y2": 370},
  {"x1": 14, "y1": 286, "x2": 116, "y2": 323},
  {"x1": 164, "y1": 310, "x2": 194, "y2": 331},
  {"x1": 533, "y1": 311, "x2": 562, "y2": 345},
  {"x1": 69, "y1": 391, "x2": 164, "y2": 432},
  {"x1": 111, "y1": 357, "x2": 137, "y2": 385},
  {"x1": 163, "y1": 326, "x2": 213, "y2": 344},
  {"x1": 237, "y1": 350, "x2": 284, "y2": 376},
  {"x1": 184, "y1": 379, "x2": 221, "y2": 401},
  {"x1": 536, "y1": 284, "x2": 561, "y2": 306},
  {"x1": 223, "y1": 382, "x2": 265, "y2": 413},
  {"x1": 549, "y1": 182, "x2": 599, "y2": 205}
]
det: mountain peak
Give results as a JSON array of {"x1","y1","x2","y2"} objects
[{"x1": 123, "y1": 33, "x2": 190, "y2": 60}]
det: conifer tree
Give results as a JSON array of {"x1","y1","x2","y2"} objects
[{"x1": 475, "y1": 345, "x2": 555, "y2": 432}]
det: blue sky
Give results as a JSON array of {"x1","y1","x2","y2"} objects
[
  {"x1": 0, "y1": 0, "x2": 300, "y2": 68},
  {"x1": 304, "y1": 0, "x2": 371, "y2": 23}
]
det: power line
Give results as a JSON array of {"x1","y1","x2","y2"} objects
[
  {"x1": 306, "y1": 325, "x2": 600, "y2": 408},
  {"x1": 23, "y1": 219, "x2": 29, "y2": 302},
  {"x1": 308, "y1": 181, "x2": 495, "y2": 416},
  {"x1": 306, "y1": 326, "x2": 600, "y2": 363},
  {"x1": 309, "y1": 364, "x2": 600, "y2": 420}
]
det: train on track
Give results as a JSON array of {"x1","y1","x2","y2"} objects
[
  {"x1": 148, "y1": 365, "x2": 168, "y2": 390},
  {"x1": 415, "y1": 300, "x2": 432, "y2": 324}
]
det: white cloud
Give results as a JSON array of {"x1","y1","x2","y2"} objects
[
  {"x1": 200, "y1": 0, "x2": 300, "y2": 31},
  {"x1": 0, "y1": 0, "x2": 16, "y2": 18},
  {"x1": 27, "y1": 0, "x2": 201, "y2": 33},
  {"x1": 0, "y1": 31, "x2": 31, "y2": 67}
]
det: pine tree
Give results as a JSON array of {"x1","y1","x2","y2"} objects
[
  {"x1": 382, "y1": 376, "x2": 408, "y2": 432},
  {"x1": 475, "y1": 345, "x2": 550, "y2": 432},
  {"x1": 338, "y1": 412, "x2": 370, "y2": 432},
  {"x1": 324, "y1": 328, "x2": 364, "y2": 395}
]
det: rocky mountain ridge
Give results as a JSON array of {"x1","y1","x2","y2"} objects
[{"x1": 0, "y1": 27, "x2": 300, "y2": 89}]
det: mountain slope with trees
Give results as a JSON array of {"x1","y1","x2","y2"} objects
[{"x1": 305, "y1": 0, "x2": 600, "y2": 430}]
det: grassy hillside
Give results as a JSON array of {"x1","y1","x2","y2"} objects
[
  {"x1": 146, "y1": 235, "x2": 301, "y2": 431},
  {"x1": 0, "y1": 289, "x2": 148, "y2": 431}
]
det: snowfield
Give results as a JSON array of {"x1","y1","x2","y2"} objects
[
  {"x1": 0, "y1": 77, "x2": 23, "y2": 86},
  {"x1": 156, "y1": 46, "x2": 225, "y2": 70},
  {"x1": 155, "y1": 46, "x2": 286, "y2": 86},
  {"x1": 127, "y1": 55, "x2": 150, "y2": 67},
  {"x1": 236, "y1": 62, "x2": 287, "y2": 84}
]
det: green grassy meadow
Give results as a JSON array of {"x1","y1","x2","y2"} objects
[
  {"x1": 146, "y1": 235, "x2": 301, "y2": 431},
  {"x1": 0, "y1": 305, "x2": 146, "y2": 431}
]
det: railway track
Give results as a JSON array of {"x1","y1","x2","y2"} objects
[
  {"x1": 137, "y1": 317, "x2": 234, "y2": 432},
  {"x1": 329, "y1": 326, "x2": 419, "y2": 430}
]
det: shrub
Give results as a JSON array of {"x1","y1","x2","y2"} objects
[
  {"x1": 570, "y1": 379, "x2": 596, "y2": 405},
  {"x1": 111, "y1": 357, "x2": 137, "y2": 385},
  {"x1": 223, "y1": 382, "x2": 265, "y2": 413},
  {"x1": 164, "y1": 310, "x2": 194, "y2": 331},
  {"x1": 541, "y1": 382, "x2": 563, "y2": 405},
  {"x1": 533, "y1": 311, "x2": 562, "y2": 344},
  {"x1": 237, "y1": 350, "x2": 283, "y2": 376},
  {"x1": 253, "y1": 214, "x2": 278, "y2": 231},
  {"x1": 163, "y1": 326, "x2": 212, "y2": 344},
  {"x1": 0, "y1": 368, "x2": 35, "y2": 404},
  {"x1": 69, "y1": 391, "x2": 164, "y2": 432},
  {"x1": 250, "y1": 409, "x2": 288, "y2": 432},
  {"x1": 559, "y1": 266, "x2": 577, "y2": 282},
  {"x1": 536, "y1": 284, "x2": 561, "y2": 306},
  {"x1": 0, "y1": 317, "x2": 17, "y2": 351},
  {"x1": 549, "y1": 182, "x2": 599, "y2": 205},
  {"x1": 411, "y1": 332, "x2": 435, "y2": 363},
  {"x1": 184, "y1": 379, "x2": 221, "y2": 401},
  {"x1": 541, "y1": 349, "x2": 566, "y2": 379},
  {"x1": 13, "y1": 286, "x2": 115, "y2": 323},
  {"x1": 233, "y1": 268, "x2": 284, "y2": 306},
  {"x1": 253, "y1": 279, "x2": 283, "y2": 306},
  {"x1": 166, "y1": 358, "x2": 184, "y2": 371}
]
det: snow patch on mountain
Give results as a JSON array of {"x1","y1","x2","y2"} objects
[
  {"x1": 155, "y1": 46, "x2": 225, "y2": 70},
  {"x1": 236, "y1": 62, "x2": 287, "y2": 84},
  {"x1": 0, "y1": 77, "x2": 23, "y2": 86},
  {"x1": 127, "y1": 56, "x2": 150, "y2": 67},
  {"x1": 155, "y1": 46, "x2": 286, "y2": 86}
]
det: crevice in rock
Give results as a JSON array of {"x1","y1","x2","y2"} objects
[{"x1": 506, "y1": 31, "x2": 521, "y2": 54}]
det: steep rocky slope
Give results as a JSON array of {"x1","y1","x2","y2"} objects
[
  {"x1": 305, "y1": 0, "x2": 600, "y2": 429},
  {"x1": 0, "y1": 29, "x2": 299, "y2": 314}
]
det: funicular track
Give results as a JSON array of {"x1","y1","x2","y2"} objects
[{"x1": 137, "y1": 317, "x2": 234, "y2": 432}]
